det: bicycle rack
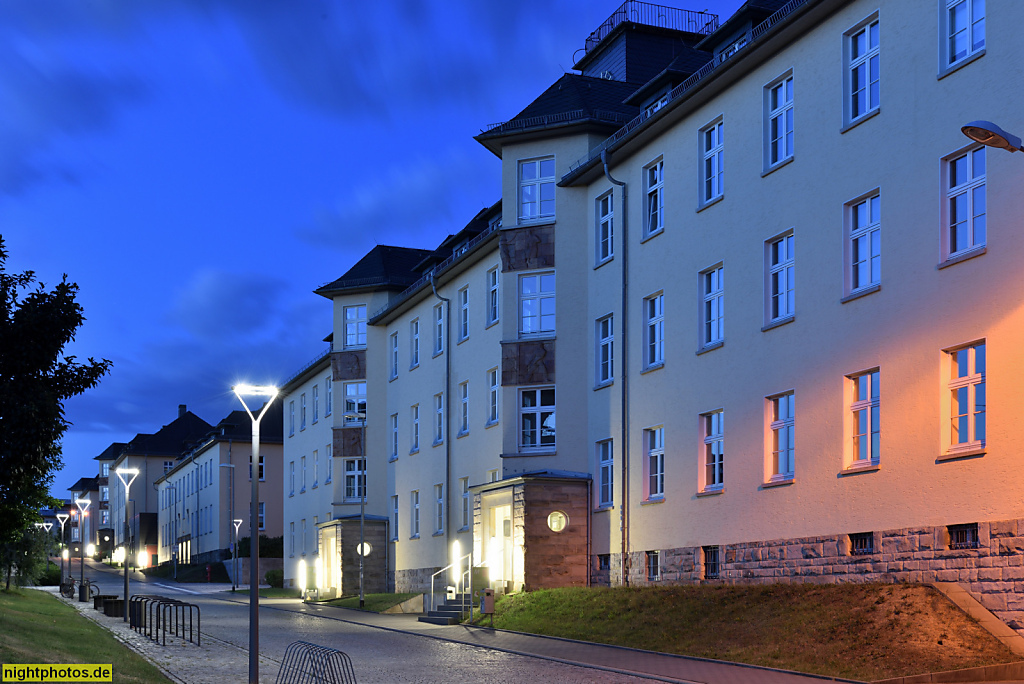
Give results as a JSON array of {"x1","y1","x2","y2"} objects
[
  {"x1": 275, "y1": 641, "x2": 357, "y2": 684},
  {"x1": 129, "y1": 594, "x2": 201, "y2": 646}
]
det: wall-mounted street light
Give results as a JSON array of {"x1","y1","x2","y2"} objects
[
  {"x1": 233, "y1": 383, "x2": 278, "y2": 684},
  {"x1": 343, "y1": 410, "x2": 367, "y2": 610},
  {"x1": 115, "y1": 467, "x2": 139, "y2": 622},
  {"x1": 74, "y1": 499, "x2": 90, "y2": 601},
  {"x1": 962, "y1": 121, "x2": 1023, "y2": 153}
]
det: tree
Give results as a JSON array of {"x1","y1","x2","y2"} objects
[
  {"x1": 0, "y1": 236, "x2": 111, "y2": 564},
  {"x1": 1, "y1": 526, "x2": 56, "y2": 590}
]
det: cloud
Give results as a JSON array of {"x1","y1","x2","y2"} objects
[{"x1": 168, "y1": 269, "x2": 292, "y2": 342}]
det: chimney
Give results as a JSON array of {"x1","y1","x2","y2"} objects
[{"x1": 178, "y1": 404, "x2": 187, "y2": 418}]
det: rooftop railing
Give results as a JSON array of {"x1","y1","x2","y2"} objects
[
  {"x1": 583, "y1": 2, "x2": 719, "y2": 54},
  {"x1": 481, "y1": 109, "x2": 632, "y2": 138}
]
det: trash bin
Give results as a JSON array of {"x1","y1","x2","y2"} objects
[
  {"x1": 480, "y1": 588, "x2": 495, "y2": 614},
  {"x1": 79, "y1": 584, "x2": 88, "y2": 602}
]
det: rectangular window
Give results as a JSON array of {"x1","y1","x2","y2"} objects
[
  {"x1": 487, "y1": 368, "x2": 499, "y2": 424},
  {"x1": 849, "y1": 532, "x2": 874, "y2": 555},
  {"x1": 486, "y1": 268, "x2": 500, "y2": 325},
  {"x1": 849, "y1": 370, "x2": 880, "y2": 465},
  {"x1": 518, "y1": 157, "x2": 555, "y2": 223},
  {"x1": 344, "y1": 382, "x2": 366, "y2": 423},
  {"x1": 102, "y1": 463, "x2": 110, "y2": 477},
  {"x1": 326, "y1": 444, "x2": 333, "y2": 482},
  {"x1": 312, "y1": 385, "x2": 319, "y2": 424},
  {"x1": 300, "y1": 393, "x2": 307, "y2": 430},
  {"x1": 703, "y1": 546, "x2": 720, "y2": 579},
  {"x1": 645, "y1": 427, "x2": 665, "y2": 500},
  {"x1": 945, "y1": 147, "x2": 986, "y2": 258},
  {"x1": 458, "y1": 287, "x2": 469, "y2": 341},
  {"x1": 301, "y1": 455, "x2": 306, "y2": 492},
  {"x1": 101, "y1": 510, "x2": 110, "y2": 526},
  {"x1": 597, "y1": 440, "x2": 613, "y2": 507},
  {"x1": 313, "y1": 450, "x2": 319, "y2": 487},
  {"x1": 301, "y1": 519, "x2": 306, "y2": 554},
  {"x1": 100, "y1": 486, "x2": 109, "y2": 502},
  {"x1": 433, "y1": 304, "x2": 444, "y2": 354},
  {"x1": 289, "y1": 401, "x2": 295, "y2": 436},
  {"x1": 289, "y1": 461, "x2": 295, "y2": 496},
  {"x1": 942, "y1": 0, "x2": 985, "y2": 70},
  {"x1": 411, "y1": 404, "x2": 420, "y2": 452},
  {"x1": 702, "y1": 411, "x2": 724, "y2": 491},
  {"x1": 597, "y1": 315, "x2": 614, "y2": 385},
  {"x1": 410, "y1": 319, "x2": 420, "y2": 367},
  {"x1": 164, "y1": 460, "x2": 173, "y2": 474},
  {"x1": 488, "y1": 469, "x2": 499, "y2": 483},
  {"x1": 645, "y1": 293, "x2": 665, "y2": 368},
  {"x1": 325, "y1": 377, "x2": 332, "y2": 416},
  {"x1": 769, "y1": 392, "x2": 795, "y2": 481},
  {"x1": 846, "y1": 193, "x2": 881, "y2": 294},
  {"x1": 391, "y1": 495, "x2": 399, "y2": 541},
  {"x1": 344, "y1": 305, "x2": 367, "y2": 349},
  {"x1": 520, "y1": 387, "x2": 555, "y2": 451},
  {"x1": 597, "y1": 192, "x2": 614, "y2": 263},
  {"x1": 947, "y1": 341, "x2": 986, "y2": 452},
  {"x1": 701, "y1": 266, "x2": 724, "y2": 347},
  {"x1": 258, "y1": 502, "x2": 265, "y2": 531},
  {"x1": 702, "y1": 120, "x2": 724, "y2": 203},
  {"x1": 434, "y1": 393, "x2": 444, "y2": 444},
  {"x1": 519, "y1": 271, "x2": 555, "y2": 336},
  {"x1": 766, "y1": 75, "x2": 794, "y2": 168},
  {"x1": 390, "y1": 332, "x2": 399, "y2": 379},
  {"x1": 459, "y1": 382, "x2": 469, "y2": 434},
  {"x1": 411, "y1": 490, "x2": 420, "y2": 537},
  {"x1": 949, "y1": 522, "x2": 980, "y2": 549},
  {"x1": 645, "y1": 160, "x2": 664, "y2": 237},
  {"x1": 845, "y1": 17, "x2": 880, "y2": 125},
  {"x1": 344, "y1": 458, "x2": 365, "y2": 500},
  {"x1": 767, "y1": 234, "x2": 795, "y2": 323},
  {"x1": 434, "y1": 484, "x2": 444, "y2": 534},
  {"x1": 390, "y1": 413, "x2": 399, "y2": 460},
  {"x1": 289, "y1": 522, "x2": 295, "y2": 555},
  {"x1": 647, "y1": 551, "x2": 660, "y2": 581},
  {"x1": 249, "y1": 456, "x2": 265, "y2": 481},
  {"x1": 460, "y1": 477, "x2": 470, "y2": 529}
]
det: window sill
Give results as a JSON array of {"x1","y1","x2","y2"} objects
[
  {"x1": 289, "y1": 492, "x2": 295, "y2": 498},
  {"x1": 484, "y1": 419, "x2": 499, "y2": 429},
  {"x1": 457, "y1": 336, "x2": 469, "y2": 346},
  {"x1": 516, "y1": 217, "x2": 556, "y2": 229},
  {"x1": 518, "y1": 332, "x2": 556, "y2": 342},
  {"x1": 388, "y1": 455, "x2": 399, "y2": 463},
  {"x1": 938, "y1": 49, "x2": 985, "y2": 80},
  {"x1": 641, "y1": 497, "x2": 665, "y2": 505},
  {"x1": 696, "y1": 340, "x2": 724, "y2": 356},
  {"x1": 761, "y1": 156, "x2": 794, "y2": 178},
  {"x1": 840, "y1": 461, "x2": 880, "y2": 476},
  {"x1": 841, "y1": 284, "x2": 880, "y2": 304},
  {"x1": 432, "y1": 439, "x2": 444, "y2": 448},
  {"x1": 762, "y1": 315, "x2": 795, "y2": 332},
  {"x1": 432, "y1": 531, "x2": 445, "y2": 538},
  {"x1": 840, "y1": 107, "x2": 880, "y2": 134},
  {"x1": 389, "y1": 374, "x2": 397, "y2": 383},
  {"x1": 937, "y1": 446, "x2": 986, "y2": 462},
  {"x1": 594, "y1": 256, "x2": 614, "y2": 270},
  {"x1": 343, "y1": 498, "x2": 362, "y2": 505},
  {"x1": 641, "y1": 362, "x2": 665, "y2": 375},
  {"x1": 594, "y1": 380, "x2": 613, "y2": 391},
  {"x1": 456, "y1": 429, "x2": 469, "y2": 439},
  {"x1": 502, "y1": 450, "x2": 556, "y2": 458},
  {"x1": 696, "y1": 487, "x2": 724, "y2": 497},
  {"x1": 696, "y1": 195, "x2": 724, "y2": 214},
  {"x1": 409, "y1": 363, "x2": 420, "y2": 372},
  {"x1": 938, "y1": 246, "x2": 986, "y2": 270},
  {"x1": 312, "y1": 483, "x2": 318, "y2": 489},
  {"x1": 432, "y1": 350, "x2": 444, "y2": 359},
  {"x1": 409, "y1": 448, "x2": 420, "y2": 456},
  {"x1": 762, "y1": 476, "x2": 794, "y2": 489},
  {"x1": 640, "y1": 228, "x2": 664, "y2": 245},
  {"x1": 300, "y1": 487, "x2": 306, "y2": 494},
  {"x1": 390, "y1": 537, "x2": 398, "y2": 543},
  {"x1": 457, "y1": 526, "x2": 470, "y2": 533},
  {"x1": 325, "y1": 478, "x2": 332, "y2": 484},
  {"x1": 409, "y1": 534, "x2": 420, "y2": 540},
  {"x1": 593, "y1": 504, "x2": 614, "y2": 512},
  {"x1": 485, "y1": 319, "x2": 499, "y2": 330}
]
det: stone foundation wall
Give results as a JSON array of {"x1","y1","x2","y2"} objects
[
  {"x1": 395, "y1": 565, "x2": 444, "y2": 594},
  {"x1": 606, "y1": 518, "x2": 1024, "y2": 631}
]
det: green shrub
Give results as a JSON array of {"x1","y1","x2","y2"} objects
[
  {"x1": 38, "y1": 561, "x2": 61, "y2": 586},
  {"x1": 265, "y1": 569, "x2": 284, "y2": 588},
  {"x1": 237, "y1": 535, "x2": 284, "y2": 558}
]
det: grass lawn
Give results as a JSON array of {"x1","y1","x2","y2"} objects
[
  {"x1": 231, "y1": 587, "x2": 302, "y2": 598},
  {"x1": 0, "y1": 589, "x2": 171, "y2": 684},
  {"x1": 482, "y1": 584, "x2": 1020, "y2": 681},
  {"x1": 316, "y1": 592, "x2": 420, "y2": 613}
]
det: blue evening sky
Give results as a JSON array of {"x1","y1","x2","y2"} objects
[{"x1": 0, "y1": 0, "x2": 743, "y2": 498}]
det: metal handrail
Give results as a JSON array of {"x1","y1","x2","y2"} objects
[
  {"x1": 428, "y1": 552, "x2": 472, "y2": 620},
  {"x1": 583, "y1": 1, "x2": 719, "y2": 55},
  {"x1": 481, "y1": 109, "x2": 631, "y2": 137}
]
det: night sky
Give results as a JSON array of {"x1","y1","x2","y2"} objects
[{"x1": 1, "y1": 0, "x2": 743, "y2": 499}]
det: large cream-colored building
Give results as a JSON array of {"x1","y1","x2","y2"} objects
[{"x1": 303, "y1": 0, "x2": 1024, "y2": 626}]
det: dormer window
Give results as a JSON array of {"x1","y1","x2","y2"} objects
[
  {"x1": 719, "y1": 34, "x2": 748, "y2": 62},
  {"x1": 643, "y1": 94, "x2": 669, "y2": 118}
]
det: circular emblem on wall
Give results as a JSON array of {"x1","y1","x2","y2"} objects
[{"x1": 547, "y1": 510, "x2": 568, "y2": 533}]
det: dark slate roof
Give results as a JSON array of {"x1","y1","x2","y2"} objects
[
  {"x1": 206, "y1": 402, "x2": 284, "y2": 443},
  {"x1": 623, "y1": 48, "x2": 713, "y2": 106},
  {"x1": 94, "y1": 442, "x2": 127, "y2": 461},
  {"x1": 123, "y1": 411, "x2": 214, "y2": 457},
  {"x1": 315, "y1": 245, "x2": 433, "y2": 298},
  {"x1": 695, "y1": 0, "x2": 790, "y2": 52},
  {"x1": 412, "y1": 200, "x2": 501, "y2": 272},
  {"x1": 68, "y1": 476, "x2": 98, "y2": 493}
]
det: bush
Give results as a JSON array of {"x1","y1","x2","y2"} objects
[
  {"x1": 38, "y1": 561, "x2": 61, "y2": 586},
  {"x1": 237, "y1": 535, "x2": 283, "y2": 558},
  {"x1": 265, "y1": 569, "x2": 284, "y2": 588}
]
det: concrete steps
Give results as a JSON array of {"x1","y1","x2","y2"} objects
[{"x1": 417, "y1": 593, "x2": 472, "y2": 625}]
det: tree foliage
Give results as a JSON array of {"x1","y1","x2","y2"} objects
[
  {"x1": 2, "y1": 527, "x2": 57, "y2": 590},
  {"x1": 0, "y1": 237, "x2": 111, "y2": 550}
]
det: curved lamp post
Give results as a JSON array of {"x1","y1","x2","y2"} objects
[
  {"x1": 115, "y1": 467, "x2": 139, "y2": 622},
  {"x1": 55, "y1": 514, "x2": 69, "y2": 580},
  {"x1": 962, "y1": 121, "x2": 1023, "y2": 153},
  {"x1": 343, "y1": 411, "x2": 367, "y2": 609},
  {"x1": 233, "y1": 383, "x2": 278, "y2": 684},
  {"x1": 74, "y1": 499, "x2": 90, "y2": 601}
]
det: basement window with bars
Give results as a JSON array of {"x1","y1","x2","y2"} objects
[
  {"x1": 849, "y1": 532, "x2": 874, "y2": 555},
  {"x1": 646, "y1": 551, "x2": 660, "y2": 581},
  {"x1": 703, "y1": 545, "x2": 720, "y2": 580},
  {"x1": 948, "y1": 523, "x2": 980, "y2": 549}
]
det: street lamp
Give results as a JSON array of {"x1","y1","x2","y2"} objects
[
  {"x1": 343, "y1": 410, "x2": 367, "y2": 610},
  {"x1": 232, "y1": 383, "x2": 278, "y2": 684},
  {"x1": 56, "y1": 512, "x2": 69, "y2": 581},
  {"x1": 75, "y1": 499, "x2": 90, "y2": 601},
  {"x1": 220, "y1": 462, "x2": 237, "y2": 590},
  {"x1": 962, "y1": 121, "x2": 1023, "y2": 153},
  {"x1": 164, "y1": 484, "x2": 178, "y2": 580},
  {"x1": 115, "y1": 467, "x2": 139, "y2": 623},
  {"x1": 232, "y1": 519, "x2": 243, "y2": 592}
]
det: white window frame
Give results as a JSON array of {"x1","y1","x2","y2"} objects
[
  {"x1": 518, "y1": 271, "x2": 555, "y2": 337},
  {"x1": 343, "y1": 304, "x2": 367, "y2": 349},
  {"x1": 433, "y1": 393, "x2": 444, "y2": 445},
  {"x1": 391, "y1": 495, "x2": 399, "y2": 541},
  {"x1": 433, "y1": 304, "x2": 444, "y2": 355},
  {"x1": 518, "y1": 156, "x2": 555, "y2": 224},
  {"x1": 765, "y1": 73, "x2": 794, "y2": 170},
  {"x1": 458, "y1": 382, "x2": 469, "y2": 435},
  {"x1": 460, "y1": 477, "x2": 470, "y2": 530},
  {"x1": 701, "y1": 118, "x2": 724, "y2": 205},
  {"x1": 325, "y1": 444, "x2": 333, "y2": 483},
  {"x1": 945, "y1": 341, "x2": 986, "y2": 454},
  {"x1": 701, "y1": 265, "x2": 724, "y2": 348},
  {"x1": 289, "y1": 401, "x2": 295, "y2": 437},
  {"x1": 943, "y1": 145, "x2": 986, "y2": 261},
  {"x1": 486, "y1": 267, "x2": 499, "y2": 326},
  {"x1": 289, "y1": 461, "x2": 295, "y2": 496},
  {"x1": 312, "y1": 385, "x2": 319, "y2": 424},
  {"x1": 410, "y1": 490, "x2": 420, "y2": 538},
  {"x1": 258, "y1": 502, "x2": 265, "y2": 531},
  {"x1": 434, "y1": 483, "x2": 444, "y2": 534},
  {"x1": 597, "y1": 439, "x2": 613, "y2": 508},
  {"x1": 390, "y1": 413, "x2": 399, "y2": 461},
  {"x1": 487, "y1": 368, "x2": 499, "y2": 426},
  {"x1": 458, "y1": 287, "x2": 469, "y2": 341},
  {"x1": 519, "y1": 387, "x2": 555, "y2": 452},
  {"x1": 410, "y1": 318, "x2": 420, "y2": 368},
  {"x1": 301, "y1": 455, "x2": 306, "y2": 492},
  {"x1": 766, "y1": 232, "x2": 795, "y2": 324},
  {"x1": 844, "y1": 192, "x2": 881, "y2": 295},
  {"x1": 344, "y1": 458, "x2": 366, "y2": 502},
  {"x1": 644, "y1": 293, "x2": 665, "y2": 369},
  {"x1": 390, "y1": 332, "x2": 399, "y2": 379},
  {"x1": 324, "y1": 376, "x2": 332, "y2": 416},
  {"x1": 597, "y1": 191, "x2": 614, "y2": 264},
  {"x1": 644, "y1": 159, "x2": 664, "y2": 238},
  {"x1": 644, "y1": 427, "x2": 665, "y2": 501},
  {"x1": 847, "y1": 369, "x2": 880, "y2": 468},
  {"x1": 300, "y1": 393, "x2": 306, "y2": 431},
  {"x1": 767, "y1": 392, "x2": 795, "y2": 482},
  {"x1": 343, "y1": 382, "x2": 366, "y2": 425},
  {"x1": 939, "y1": 0, "x2": 985, "y2": 76},
  {"x1": 313, "y1": 450, "x2": 319, "y2": 488},
  {"x1": 597, "y1": 315, "x2": 614, "y2": 386},
  {"x1": 702, "y1": 410, "x2": 724, "y2": 492},
  {"x1": 411, "y1": 404, "x2": 420, "y2": 452},
  {"x1": 844, "y1": 14, "x2": 880, "y2": 128}
]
